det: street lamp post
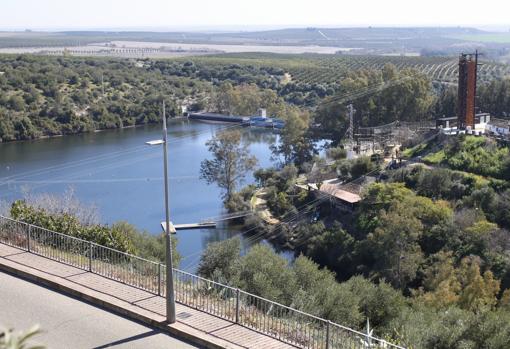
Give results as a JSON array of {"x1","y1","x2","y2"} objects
[{"x1": 146, "y1": 101, "x2": 176, "y2": 324}]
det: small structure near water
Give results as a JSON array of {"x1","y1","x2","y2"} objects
[{"x1": 295, "y1": 176, "x2": 375, "y2": 212}]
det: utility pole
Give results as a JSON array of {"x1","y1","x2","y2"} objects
[
  {"x1": 145, "y1": 101, "x2": 176, "y2": 324},
  {"x1": 162, "y1": 101, "x2": 176, "y2": 324},
  {"x1": 348, "y1": 104, "x2": 355, "y2": 144},
  {"x1": 101, "y1": 73, "x2": 105, "y2": 97}
]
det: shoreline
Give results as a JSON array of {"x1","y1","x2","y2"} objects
[{"x1": 0, "y1": 116, "x2": 189, "y2": 145}]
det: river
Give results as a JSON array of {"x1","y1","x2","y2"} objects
[{"x1": 0, "y1": 120, "x2": 292, "y2": 272}]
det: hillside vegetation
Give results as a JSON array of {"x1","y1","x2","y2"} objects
[
  {"x1": 0, "y1": 55, "x2": 210, "y2": 141},
  {"x1": 208, "y1": 133, "x2": 510, "y2": 347},
  {"x1": 1, "y1": 53, "x2": 510, "y2": 143}
]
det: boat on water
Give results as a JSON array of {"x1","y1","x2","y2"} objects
[
  {"x1": 187, "y1": 109, "x2": 285, "y2": 129},
  {"x1": 249, "y1": 116, "x2": 285, "y2": 129},
  {"x1": 188, "y1": 112, "x2": 250, "y2": 124}
]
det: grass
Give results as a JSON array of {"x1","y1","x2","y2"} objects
[
  {"x1": 402, "y1": 143, "x2": 427, "y2": 158},
  {"x1": 422, "y1": 150, "x2": 445, "y2": 165}
]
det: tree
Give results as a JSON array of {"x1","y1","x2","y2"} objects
[
  {"x1": 419, "y1": 251, "x2": 461, "y2": 308},
  {"x1": 239, "y1": 244, "x2": 297, "y2": 305},
  {"x1": 367, "y1": 202, "x2": 425, "y2": 289},
  {"x1": 457, "y1": 257, "x2": 500, "y2": 311},
  {"x1": 114, "y1": 221, "x2": 180, "y2": 266},
  {"x1": 326, "y1": 146, "x2": 347, "y2": 161},
  {"x1": 197, "y1": 237, "x2": 241, "y2": 284},
  {"x1": 342, "y1": 276, "x2": 406, "y2": 330},
  {"x1": 8, "y1": 95, "x2": 25, "y2": 112},
  {"x1": 350, "y1": 156, "x2": 376, "y2": 179},
  {"x1": 291, "y1": 255, "x2": 339, "y2": 315},
  {"x1": 418, "y1": 253, "x2": 501, "y2": 311},
  {"x1": 200, "y1": 130, "x2": 258, "y2": 203},
  {"x1": 272, "y1": 107, "x2": 314, "y2": 167}
]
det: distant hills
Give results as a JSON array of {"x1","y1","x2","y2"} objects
[{"x1": 0, "y1": 27, "x2": 509, "y2": 57}]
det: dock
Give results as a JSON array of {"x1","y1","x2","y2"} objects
[{"x1": 161, "y1": 221, "x2": 216, "y2": 233}]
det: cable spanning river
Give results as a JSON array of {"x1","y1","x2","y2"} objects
[{"x1": 0, "y1": 120, "x2": 291, "y2": 271}]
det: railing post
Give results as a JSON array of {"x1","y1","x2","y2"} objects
[
  {"x1": 88, "y1": 242, "x2": 93, "y2": 272},
  {"x1": 26, "y1": 224, "x2": 31, "y2": 252},
  {"x1": 235, "y1": 288, "x2": 240, "y2": 324},
  {"x1": 326, "y1": 320, "x2": 331, "y2": 349},
  {"x1": 158, "y1": 263, "x2": 162, "y2": 296}
]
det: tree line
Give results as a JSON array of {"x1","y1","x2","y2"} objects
[{"x1": 0, "y1": 55, "x2": 209, "y2": 142}]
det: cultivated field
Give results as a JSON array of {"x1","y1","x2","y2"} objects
[
  {"x1": 177, "y1": 53, "x2": 510, "y2": 84},
  {"x1": 0, "y1": 40, "x2": 356, "y2": 58}
]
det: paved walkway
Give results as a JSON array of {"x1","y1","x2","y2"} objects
[
  {"x1": 0, "y1": 243, "x2": 295, "y2": 349},
  {"x1": 0, "y1": 271, "x2": 197, "y2": 349}
]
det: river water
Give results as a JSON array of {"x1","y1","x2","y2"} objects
[{"x1": 0, "y1": 120, "x2": 291, "y2": 271}]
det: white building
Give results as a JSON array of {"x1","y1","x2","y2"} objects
[{"x1": 486, "y1": 118, "x2": 510, "y2": 137}]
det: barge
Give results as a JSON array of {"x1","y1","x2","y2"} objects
[
  {"x1": 188, "y1": 112, "x2": 250, "y2": 124},
  {"x1": 187, "y1": 109, "x2": 285, "y2": 129},
  {"x1": 249, "y1": 116, "x2": 285, "y2": 129}
]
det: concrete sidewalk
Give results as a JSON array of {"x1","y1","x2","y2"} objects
[
  {"x1": 0, "y1": 243, "x2": 295, "y2": 349},
  {"x1": 0, "y1": 271, "x2": 198, "y2": 349}
]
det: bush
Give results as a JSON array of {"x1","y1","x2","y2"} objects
[
  {"x1": 9, "y1": 200, "x2": 180, "y2": 264},
  {"x1": 197, "y1": 237, "x2": 241, "y2": 284},
  {"x1": 350, "y1": 156, "x2": 376, "y2": 179},
  {"x1": 11, "y1": 200, "x2": 134, "y2": 253},
  {"x1": 239, "y1": 244, "x2": 297, "y2": 305},
  {"x1": 326, "y1": 146, "x2": 347, "y2": 161}
]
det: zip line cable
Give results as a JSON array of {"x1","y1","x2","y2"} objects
[
  {"x1": 283, "y1": 136, "x2": 441, "y2": 254},
  {"x1": 0, "y1": 121, "x2": 245, "y2": 199},
  {"x1": 186, "y1": 103, "x2": 436, "y2": 265},
  {"x1": 1, "y1": 176, "x2": 199, "y2": 185},
  {"x1": 0, "y1": 121, "x2": 244, "y2": 187},
  {"x1": 180, "y1": 193, "x2": 341, "y2": 271},
  {"x1": 1, "y1": 57, "x2": 457, "y2": 189},
  {"x1": 1, "y1": 63, "x2": 440, "y2": 191},
  {"x1": 317, "y1": 59, "x2": 457, "y2": 108},
  {"x1": 181, "y1": 167, "x2": 381, "y2": 271}
]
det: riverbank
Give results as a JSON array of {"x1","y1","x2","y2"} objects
[{"x1": 0, "y1": 117, "x2": 190, "y2": 144}]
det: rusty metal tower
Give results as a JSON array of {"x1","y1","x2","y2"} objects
[{"x1": 458, "y1": 51, "x2": 478, "y2": 129}]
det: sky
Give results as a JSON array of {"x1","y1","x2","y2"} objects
[{"x1": 1, "y1": 0, "x2": 509, "y2": 31}]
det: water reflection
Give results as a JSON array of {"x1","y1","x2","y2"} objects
[{"x1": 0, "y1": 120, "x2": 288, "y2": 272}]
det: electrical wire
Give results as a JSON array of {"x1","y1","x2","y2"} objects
[
  {"x1": 0, "y1": 121, "x2": 244, "y2": 186},
  {"x1": 180, "y1": 167, "x2": 382, "y2": 271},
  {"x1": 0, "y1": 121, "x2": 245, "y2": 199}
]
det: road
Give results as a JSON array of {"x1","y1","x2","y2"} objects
[{"x1": 0, "y1": 271, "x2": 200, "y2": 349}]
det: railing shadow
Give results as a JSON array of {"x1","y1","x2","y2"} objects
[{"x1": 92, "y1": 329, "x2": 159, "y2": 349}]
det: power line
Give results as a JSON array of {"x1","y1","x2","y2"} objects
[
  {"x1": 180, "y1": 167, "x2": 381, "y2": 271},
  {"x1": 0, "y1": 176, "x2": 198, "y2": 185},
  {"x1": 0, "y1": 121, "x2": 243, "y2": 186},
  {"x1": 0, "y1": 121, "x2": 245, "y2": 199}
]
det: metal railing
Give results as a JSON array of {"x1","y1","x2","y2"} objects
[{"x1": 0, "y1": 215, "x2": 405, "y2": 349}]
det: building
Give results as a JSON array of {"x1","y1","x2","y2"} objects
[
  {"x1": 437, "y1": 113, "x2": 490, "y2": 134},
  {"x1": 296, "y1": 176, "x2": 376, "y2": 212},
  {"x1": 486, "y1": 118, "x2": 510, "y2": 137}
]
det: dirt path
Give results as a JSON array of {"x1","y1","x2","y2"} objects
[{"x1": 251, "y1": 189, "x2": 280, "y2": 225}]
